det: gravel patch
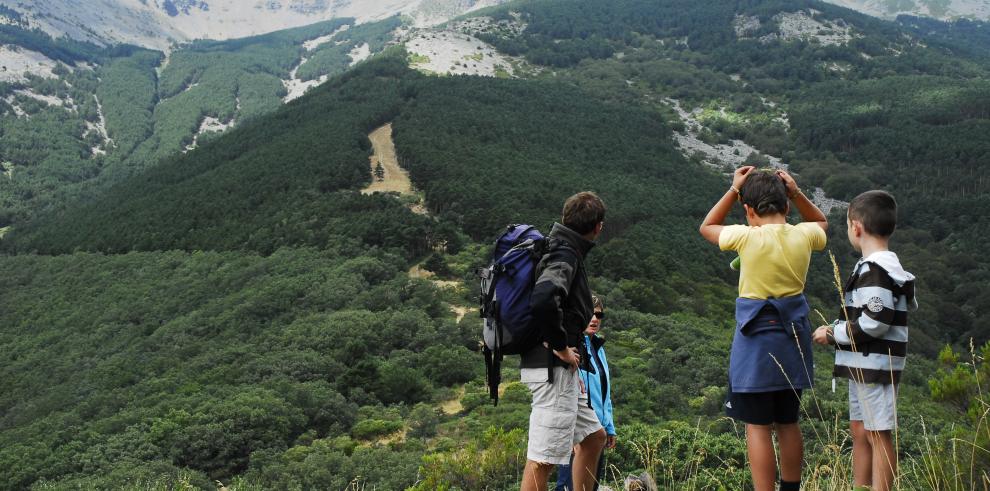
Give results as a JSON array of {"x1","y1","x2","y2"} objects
[
  {"x1": 349, "y1": 43, "x2": 371, "y2": 66},
  {"x1": 406, "y1": 30, "x2": 513, "y2": 77},
  {"x1": 736, "y1": 10, "x2": 856, "y2": 46},
  {"x1": 665, "y1": 98, "x2": 847, "y2": 211},
  {"x1": 0, "y1": 46, "x2": 60, "y2": 82}
]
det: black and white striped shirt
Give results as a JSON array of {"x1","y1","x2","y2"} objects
[{"x1": 832, "y1": 251, "x2": 918, "y2": 384}]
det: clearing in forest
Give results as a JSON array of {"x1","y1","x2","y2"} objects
[
  {"x1": 408, "y1": 264, "x2": 460, "y2": 289},
  {"x1": 362, "y1": 123, "x2": 429, "y2": 215},
  {"x1": 440, "y1": 386, "x2": 465, "y2": 415},
  {"x1": 362, "y1": 123, "x2": 414, "y2": 195}
]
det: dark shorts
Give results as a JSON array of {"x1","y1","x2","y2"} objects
[{"x1": 726, "y1": 388, "x2": 803, "y2": 425}]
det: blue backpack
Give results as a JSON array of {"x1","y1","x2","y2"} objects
[{"x1": 477, "y1": 224, "x2": 554, "y2": 405}]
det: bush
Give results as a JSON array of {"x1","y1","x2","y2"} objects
[{"x1": 351, "y1": 419, "x2": 404, "y2": 440}]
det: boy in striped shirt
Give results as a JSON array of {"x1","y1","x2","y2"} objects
[{"x1": 814, "y1": 190, "x2": 918, "y2": 491}]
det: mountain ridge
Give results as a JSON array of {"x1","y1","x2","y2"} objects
[
  {"x1": 0, "y1": 0, "x2": 506, "y2": 50},
  {"x1": 825, "y1": 0, "x2": 990, "y2": 20}
]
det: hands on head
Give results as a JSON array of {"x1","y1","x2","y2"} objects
[
  {"x1": 702, "y1": 163, "x2": 825, "y2": 241},
  {"x1": 776, "y1": 169, "x2": 800, "y2": 198},
  {"x1": 732, "y1": 165, "x2": 756, "y2": 192},
  {"x1": 732, "y1": 165, "x2": 799, "y2": 196}
]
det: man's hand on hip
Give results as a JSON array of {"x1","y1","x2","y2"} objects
[{"x1": 547, "y1": 344, "x2": 580, "y2": 372}]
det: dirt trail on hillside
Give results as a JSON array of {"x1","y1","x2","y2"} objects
[
  {"x1": 408, "y1": 264, "x2": 460, "y2": 288},
  {"x1": 407, "y1": 263, "x2": 470, "y2": 322}
]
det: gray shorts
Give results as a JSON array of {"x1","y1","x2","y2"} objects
[
  {"x1": 522, "y1": 367, "x2": 604, "y2": 465},
  {"x1": 849, "y1": 380, "x2": 897, "y2": 431}
]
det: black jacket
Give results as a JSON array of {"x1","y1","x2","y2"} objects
[{"x1": 520, "y1": 222, "x2": 596, "y2": 371}]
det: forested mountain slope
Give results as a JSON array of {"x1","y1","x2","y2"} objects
[
  {"x1": 1, "y1": 0, "x2": 988, "y2": 488},
  {"x1": 0, "y1": 50, "x2": 731, "y2": 489},
  {"x1": 0, "y1": 16, "x2": 411, "y2": 229},
  {"x1": 466, "y1": 0, "x2": 989, "y2": 344}
]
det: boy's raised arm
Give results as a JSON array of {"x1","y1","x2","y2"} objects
[
  {"x1": 777, "y1": 170, "x2": 828, "y2": 232},
  {"x1": 700, "y1": 166, "x2": 754, "y2": 245}
]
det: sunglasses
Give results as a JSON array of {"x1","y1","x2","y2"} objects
[{"x1": 593, "y1": 311, "x2": 605, "y2": 319}]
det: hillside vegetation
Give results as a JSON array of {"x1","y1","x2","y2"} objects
[
  {"x1": 1, "y1": 0, "x2": 988, "y2": 488},
  {"x1": 0, "y1": 16, "x2": 409, "y2": 227},
  {"x1": 469, "y1": 0, "x2": 989, "y2": 345}
]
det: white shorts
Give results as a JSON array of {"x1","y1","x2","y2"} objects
[
  {"x1": 522, "y1": 367, "x2": 604, "y2": 465},
  {"x1": 849, "y1": 380, "x2": 897, "y2": 431}
]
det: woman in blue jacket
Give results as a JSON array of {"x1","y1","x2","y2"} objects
[{"x1": 556, "y1": 295, "x2": 615, "y2": 491}]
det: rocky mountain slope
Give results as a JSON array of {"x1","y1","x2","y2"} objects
[
  {"x1": 824, "y1": 0, "x2": 990, "y2": 20},
  {"x1": 0, "y1": 0, "x2": 505, "y2": 50}
]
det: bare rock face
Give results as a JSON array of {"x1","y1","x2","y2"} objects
[
  {"x1": 735, "y1": 11, "x2": 856, "y2": 47},
  {"x1": 0, "y1": 46, "x2": 60, "y2": 82},
  {"x1": 732, "y1": 14, "x2": 761, "y2": 37},
  {"x1": 286, "y1": 0, "x2": 332, "y2": 15},
  {"x1": 822, "y1": 0, "x2": 990, "y2": 21},
  {"x1": 162, "y1": 0, "x2": 210, "y2": 17},
  {"x1": 0, "y1": 0, "x2": 507, "y2": 50}
]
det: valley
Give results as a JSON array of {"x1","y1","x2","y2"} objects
[{"x1": 0, "y1": 0, "x2": 987, "y2": 489}]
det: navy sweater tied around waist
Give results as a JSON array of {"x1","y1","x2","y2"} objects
[{"x1": 730, "y1": 295, "x2": 814, "y2": 393}]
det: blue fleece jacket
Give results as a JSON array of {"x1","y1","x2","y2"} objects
[
  {"x1": 580, "y1": 334, "x2": 615, "y2": 435},
  {"x1": 730, "y1": 295, "x2": 814, "y2": 393}
]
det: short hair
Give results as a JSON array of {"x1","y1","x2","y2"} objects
[
  {"x1": 562, "y1": 191, "x2": 606, "y2": 235},
  {"x1": 591, "y1": 294, "x2": 604, "y2": 311},
  {"x1": 848, "y1": 190, "x2": 897, "y2": 237},
  {"x1": 739, "y1": 170, "x2": 788, "y2": 217}
]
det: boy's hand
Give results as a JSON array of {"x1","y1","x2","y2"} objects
[
  {"x1": 776, "y1": 169, "x2": 800, "y2": 198},
  {"x1": 813, "y1": 326, "x2": 832, "y2": 345},
  {"x1": 732, "y1": 165, "x2": 756, "y2": 190}
]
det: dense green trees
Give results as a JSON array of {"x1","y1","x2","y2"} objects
[
  {"x1": 0, "y1": 247, "x2": 474, "y2": 488},
  {"x1": 897, "y1": 15, "x2": 990, "y2": 60},
  {"x1": 127, "y1": 18, "x2": 355, "y2": 168},
  {"x1": 0, "y1": 34, "x2": 158, "y2": 224},
  {"x1": 0, "y1": 25, "x2": 102, "y2": 64},
  {"x1": 96, "y1": 49, "x2": 162, "y2": 159},
  {"x1": 2, "y1": 0, "x2": 989, "y2": 487},
  {"x1": 3, "y1": 57, "x2": 434, "y2": 257},
  {"x1": 472, "y1": 0, "x2": 990, "y2": 344},
  {"x1": 296, "y1": 16, "x2": 402, "y2": 81},
  {"x1": 0, "y1": 18, "x2": 399, "y2": 228}
]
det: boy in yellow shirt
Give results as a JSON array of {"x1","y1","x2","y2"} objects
[{"x1": 700, "y1": 166, "x2": 828, "y2": 491}]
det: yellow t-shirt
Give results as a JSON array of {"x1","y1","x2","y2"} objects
[{"x1": 719, "y1": 222, "x2": 827, "y2": 299}]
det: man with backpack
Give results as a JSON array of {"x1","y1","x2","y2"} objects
[{"x1": 520, "y1": 191, "x2": 607, "y2": 491}]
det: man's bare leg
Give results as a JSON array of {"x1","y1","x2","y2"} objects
[
  {"x1": 572, "y1": 429, "x2": 606, "y2": 491},
  {"x1": 521, "y1": 460, "x2": 554, "y2": 491}
]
